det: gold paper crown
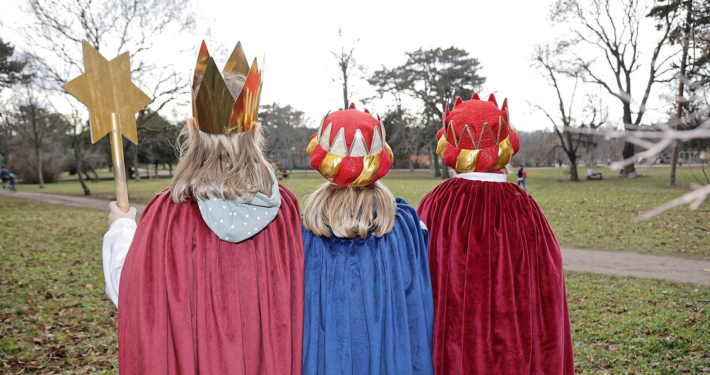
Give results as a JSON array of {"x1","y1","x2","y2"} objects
[{"x1": 192, "y1": 41, "x2": 262, "y2": 134}]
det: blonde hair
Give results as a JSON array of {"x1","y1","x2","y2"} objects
[
  {"x1": 303, "y1": 181, "x2": 396, "y2": 240},
  {"x1": 169, "y1": 124, "x2": 274, "y2": 203}
]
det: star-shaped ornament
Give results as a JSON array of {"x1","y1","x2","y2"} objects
[{"x1": 63, "y1": 41, "x2": 152, "y2": 144}]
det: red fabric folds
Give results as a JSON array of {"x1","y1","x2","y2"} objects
[
  {"x1": 118, "y1": 185, "x2": 304, "y2": 375},
  {"x1": 417, "y1": 179, "x2": 573, "y2": 375}
]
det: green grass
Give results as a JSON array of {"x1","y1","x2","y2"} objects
[
  {"x1": 0, "y1": 195, "x2": 708, "y2": 373},
  {"x1": 15, "y1": 165, "x2": 710, "y2": 258},
  {"x1": 567, "y1": 272, "x2": 710, "y2": 374},
  {"x1": 0, "y1": 197, "x2": 118, "y2": 374}
]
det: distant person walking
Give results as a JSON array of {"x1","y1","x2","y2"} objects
[
  {"x1": 517, "y1": 166, "x2": 527, "y2": 191},
  {"x1": 8, "y1": 173, "x2": 16, "y2": 192},
  {"x1": 1, "y1": 166, "x2": 9, "y2": 191}
]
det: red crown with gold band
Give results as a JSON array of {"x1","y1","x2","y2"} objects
[
  {"x1": 307, "y1": 104, "x2": 393, "y2": 186},
  {"x1": 436, "y1": 94, "x2": 519, "y2": 173},
  {"x1": 191, "y1": 41, "x2": 262, "y2": 135}
]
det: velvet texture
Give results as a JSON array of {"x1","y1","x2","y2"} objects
[
  {"x1": 302, "y1": 199, "x2": 434, "y2": 375},
  {"x1": 417, "y1": 179, "x2": 574, "y2": 375},
  {"x1": 118, "y1": 185, "x2": 304, "y2": 375}
]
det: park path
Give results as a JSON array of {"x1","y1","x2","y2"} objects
[
  {"x1": 1, "y1": 189, "x2": 709, "y2": 286},
  {"x1": 0, "y1": 190, "x2": 147, "y2": 213}
]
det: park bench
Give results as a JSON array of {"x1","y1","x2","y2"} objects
[
  {"x1": 586, "y1": 172, "x2": 603, "y2": 180},
  {"x1": 276, "y1": 172, "x2": 290, "y2": 182}
]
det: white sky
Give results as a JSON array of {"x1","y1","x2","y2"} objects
[{"x1": 0, "y1": 0, "x2": 678, "y2": 132}]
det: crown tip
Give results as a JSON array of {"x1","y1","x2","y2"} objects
[
  {"x1": 472, "y1": 93, "x2": 480, "y2": 100},
  {"x1": 488, "y1": 94, "x2": 497, "y2": 107},
  {"x1": 348, "y1": 103, "x2": 356, "y2": 110}
]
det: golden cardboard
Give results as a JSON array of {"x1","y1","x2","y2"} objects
[
  {"x1": 319, "y1": 153, "x2": 344, "y2": 181},
  {"x1": 306, "y1": 137, "x2": 318, "y2": 157},
  {"x1": 492, "y1": 136, "x2": 514, "y2": 171},
  {"x1": 62, "y1": 41, "x2": 152, "y2": 144},
  {"x1": 351, "y1": 152, "x2": 380, "y2": 186},
  {"x1": 191, "y1": 41, "x2": 262, "y2": 135},
  {"x1": 456, "y1": 149, "x2": 481, "y2": 173}
]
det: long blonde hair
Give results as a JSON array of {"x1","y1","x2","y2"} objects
[
  {"x1": 169, "y1": 125, "x2": 274, "y2": 203},
  {"x1": 303, "y1": 181, "x2": 396, "y2": 240}
]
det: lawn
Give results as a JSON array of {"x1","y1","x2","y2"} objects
[
  {"x1": 15, "y1": 165, "x2": 710, "y2": 258},
  {"x1": 0, "y1": 196, "x2": 708, "y2": 374}
]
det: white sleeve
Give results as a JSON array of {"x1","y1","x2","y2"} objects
[{"x1": 102, "y1": 218, "x2": 137, "y2": 309}]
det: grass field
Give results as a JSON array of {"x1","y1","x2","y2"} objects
[
  {"x1": 0, "y1": 196, "x2": 708, "y2": 374},
  {"x1": 15, "y1": 165, "x2": 710, "y2": 258}
]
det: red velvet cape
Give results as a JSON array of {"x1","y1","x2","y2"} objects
[
  {"x1": 417, "y1": 179, "x2": 573, "y2": 375},
  {"x1": 118, "y1": 185, "x2": 304, "y2": 375}
]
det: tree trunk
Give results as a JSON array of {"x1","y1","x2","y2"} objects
[
  {"x1": 342, "y1": 65, "x2": 349, "y2": 109},
  {"x1": 441, "y1": 159, "x2": 450, "y2": 179},
  {"x1": 622, "y1": 102, "x2": 637, "y2": 178},
  {"x1": 408, "y1": 152, "x2": 414, "y2": 172},
  {"x1": 35, "y1": 145, "x2": 44, "y2": 188},
  {"x1": 670, "y1": 0, "x2": 693, "y2": 187},
  {"x1": 154, "y1": 163, "x2": 158, "y2": 179},
  {"x1": 74, "y1": 143, "x2": 90, "y2": 196},
  {"x1": 133, "y1": 143, "x2": 141, "y2": 182},
  {"x1": 568, "y1": 152, "x2": 579, "y2": 182},
  {"x1": 431, "y1": 143, "x2": 441, "y2": 177},
  {"x1": 169, "y1": 162, "x2": 173, "y2": 177}
]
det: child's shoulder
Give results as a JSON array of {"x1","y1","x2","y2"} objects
[{"x1": 394, "y1": 197, "x2": 423, "y2": 227}]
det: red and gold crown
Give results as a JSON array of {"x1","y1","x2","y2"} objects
[
  {"x1": 436, "y1": 94, "x2": 519, "y2": 173},
  {"x1": 191, "y1": 41, "x2": 262, "y2": 135},
  {"x1": 307, "y1": 104, "x2": 393, "y2": 186}
]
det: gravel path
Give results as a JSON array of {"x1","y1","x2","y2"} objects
[{"x1": 2, "y1": 189, "x2": 709, "y2": 286}]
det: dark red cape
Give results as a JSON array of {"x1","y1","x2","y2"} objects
[
  {"x1": 118, "y1": 185, "x2": 304, "y2": 375},
  {"x1": 417, "y1": 179, "x2": 573, "y2": 375}
]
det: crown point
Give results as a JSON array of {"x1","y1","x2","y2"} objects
[
  {"x1": 502, "y1": 98, "x2": 508, "y2": 111},
  {"x1": 331, "y1": 128, "x2": 348, "y2": 155},
  {"x1": 488, "y1": 94, "x2": 497, "y2": 107},
  {"x1": 454, "y1": 97, "x2": 463, "y2": 107},
  {"x1": 371, "y1": 127, "x2": 383, "y2": 154},
  {"x1": 320, "y1": 123, "x2": 333, "y2": 151},
  {"x1": 445, "y1": 103, "x2": 451, "y2": 118},
  {"x1": 348, "y1": 103, "x2": 356, "y2": 110},
  {"x1": 472, "y1": 93, "x2": 480, "y2": 100},
  {"x1": 364, "y1": 108, "x2": 370, "y2": 113},
  {"x1": 350, "y1": 129, "x2": 369, "y2": 157}
]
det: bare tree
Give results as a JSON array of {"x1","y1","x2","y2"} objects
[
  {"x1": 20, "y1": 0, "x2": 194, "y2": 183},
  {"x1": 330, "y1": 28, "x2": 362, "y2": 109},
  {"x1": 368, "y1": 67, "x2": 424, "y2": 171},
  {"x1": 67, "y1": 109, "x2": 91, "y2": 195},
  {"x1": 567, "y1": 104, "x2": 710, "y2": 219},
  {"x1": 552, "y1": 0, "x2": 679, "y2": 178},
  {"x1": 668, "y1": 1, "x2": 693, "y2": 186},
  {"x1": 533, "y1": 43, "x2": 606, "y2": 181},
  {"x1": 11, "y1": 82, "x2": 66, "y2": 188}
]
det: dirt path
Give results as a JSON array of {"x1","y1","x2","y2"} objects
[
  {"x1": 561, "y1": 248, "x2": 710, "y2": 286},
  {"x1": 2, "y1": 189, "x2": 709, "y2": 286},
  {"x1": 0, "y1": 190, "x2": 147, "y2": 213}
]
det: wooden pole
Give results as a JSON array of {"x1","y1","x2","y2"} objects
[{"x1": 109, "y1": 113, "x2": 130, "y2": 212}]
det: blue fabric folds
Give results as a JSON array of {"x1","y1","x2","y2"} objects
[{"x1": 302, "y1": 198, "x2": 434, "y2": 375}]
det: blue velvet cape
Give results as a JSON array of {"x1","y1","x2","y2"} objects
[{"x1": 302, "y1": 198, "x2": 435, "y2": 375}]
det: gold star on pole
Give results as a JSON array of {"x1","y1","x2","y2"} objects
[
  {"x1": 63, "y1": 41, "x2": 152, "y2": 144},
  {"x1": 63, "y1": 40, "x2": 152, "y2": 213}
]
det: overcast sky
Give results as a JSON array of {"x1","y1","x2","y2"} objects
[{"x1": 1, "y1": 0, "x2": 677, "y2": 132}]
